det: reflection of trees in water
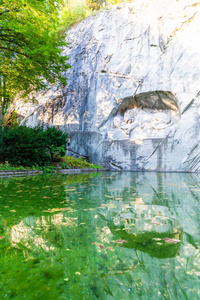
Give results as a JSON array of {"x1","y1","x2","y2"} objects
[
  {"x1": 0, "y1": 172, "x2": 199, "y2": 299},
  {"x1": 0, "y1": 172, "x2": 100, "y2": 228}
]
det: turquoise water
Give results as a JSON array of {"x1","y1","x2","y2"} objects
[{"x1": 0, "y1": 172, "x2": 199, "y2": 299}]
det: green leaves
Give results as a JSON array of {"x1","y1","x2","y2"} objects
[
  {"x1": 0, "y1": 0, "x2": 69, "y2": 100},
  {"x1": 0, "y1": 125, "x2": 68, "y2": 166},
  {"x1": 44, "y1": 126, "x2": 68, "y2": 161}
]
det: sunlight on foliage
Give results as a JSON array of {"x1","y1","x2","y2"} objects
[
  {"x1": 61, "y1": 155, "x2": 103, "y2": 169},
  {"x1": 61, "y1": 0, "x2": 135, "y2": 31},
  {"x1": 60, "y1": 0, "x2": 89, "y2": 32}
]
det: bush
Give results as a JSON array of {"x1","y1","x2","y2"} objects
[
  {"x1": 45, "y1": 126, "x2": 68, "y2": 161},
  {"x1": 0, "y1": 125, "x2": 68, "y2": 167},
  {"x1": 0, "y1": 126, "x2": 7, "y2": 162},
  {"x1": 2, "y1": 126, "x2": 50, "y2": 166}
]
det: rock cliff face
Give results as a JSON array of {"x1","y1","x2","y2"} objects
[{"x1": 15, "y1": 0, "x2": 200, "y2": 171}]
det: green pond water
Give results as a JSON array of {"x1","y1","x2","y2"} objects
[{"x1": 0, "y1": 172, "x2": 199, "y2": 300}]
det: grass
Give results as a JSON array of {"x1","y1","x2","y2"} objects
[
  {"x1": 0, "y1": 156, "x2": 103, "y2": 173},
  {"x1": 59, "y1": 156, "x2": 103, "y2": 169},
  {"x1": 0, "y1": 162, "x2": 30, "y2": 171}
]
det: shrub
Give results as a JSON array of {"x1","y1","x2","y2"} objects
[
  {"x1": 44, "y1": 126, "x2": 68, "y2": 162},
  {"x1": 0, "y1": 125, "x2": 68, "y2": 167},
  {"x1": 0, "y1": 126, "x2": 7, "y2": 163},
  {"x1": 2, "y1": 126, "x2": 50, "y2": 166}
]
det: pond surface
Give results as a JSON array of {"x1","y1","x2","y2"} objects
[{"x1": 0, "y1": 172, "x2": 199, "y2": 299}]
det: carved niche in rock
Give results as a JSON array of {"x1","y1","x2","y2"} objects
[{"x1": 113, "y1": 91, "x2": 180, "y2": 138}]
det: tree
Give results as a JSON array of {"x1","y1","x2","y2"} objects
[{"x1": 0, "y1": 0, "x2": 70, "y2": 125}]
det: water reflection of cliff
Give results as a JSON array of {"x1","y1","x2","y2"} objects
[
  {"x1": 0, "y1": 172, "x2": 199, "y2": 300},
  {"x1": 3, "y1": 171, "x2": 198, "y2": 257},
  {"x1": 98, "y1": 200, "x2": 183, "y2": 258},
  {"x1": 93, "y1": 172, "x2": 200, "y2": 251}
]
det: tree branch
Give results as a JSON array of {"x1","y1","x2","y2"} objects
[{"x1": 0, "y1": 46, "x2": 59, "y2": 78}]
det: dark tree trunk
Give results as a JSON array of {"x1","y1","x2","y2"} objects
[{"x1": 0, "y1": 74, "x2": 8, "y2": 128}]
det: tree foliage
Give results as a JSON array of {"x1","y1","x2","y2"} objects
[
  {"x1": 86, "y1": 0, "x2": 104, "y2": 11},
  {"x1": 0, "y1": 0, "x2": 70, "y2": 105}
]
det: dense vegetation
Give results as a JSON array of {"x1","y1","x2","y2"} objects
[
  {"x1": 0, "y1": 126, "x2": 68, "y2": 167},
  {"x1": 61, "y1": 0, "x2": 134, "y2": 32},
  {"x1": 60, "y1": 156, "x2": 103, "y2": 169},
  {"x1": 0, "y1": 0, "x2": 70, "y2": 125}
]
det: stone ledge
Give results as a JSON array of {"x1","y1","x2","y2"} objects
[
  {"x1": 0, "y1": 170, "x2": 43, "y2": 175},
  {"x1": 55, "y1": 168, "x2": 106, "y2": 174},
  {"x1": 0, "y1": 168, "x2": 107, "y2": 177}
]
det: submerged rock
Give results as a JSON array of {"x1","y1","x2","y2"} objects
[{"x1": 14, "y1": 0, "x2": 200, "y2": 171}]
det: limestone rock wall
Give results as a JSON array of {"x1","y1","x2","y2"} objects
[{"x1": 14, "y1": 0, "x2": 200, "y2": 171}]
